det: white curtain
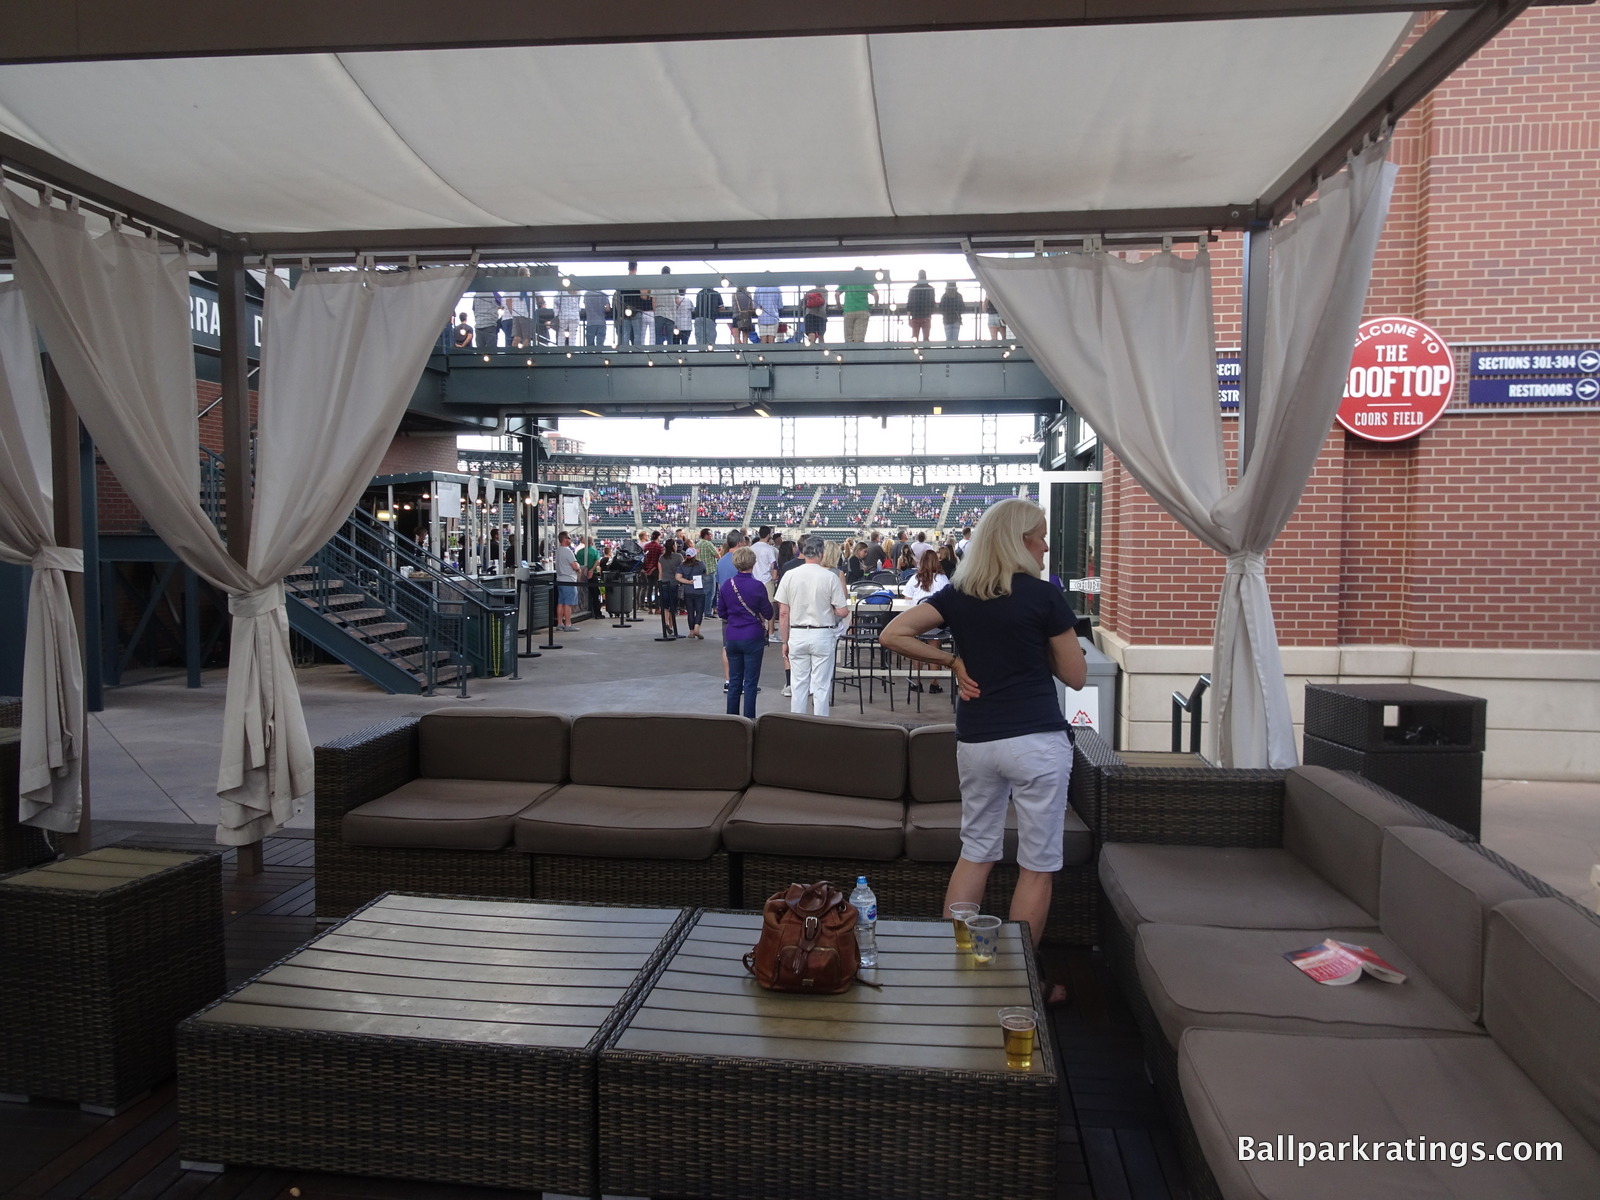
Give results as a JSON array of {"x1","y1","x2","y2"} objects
[
  {"x1": 973, "y1": 142, "x2": 1396, "y2": 767},
  {"x1": 0, "y1": 283, "x2": 84, "y2": 832},
  {"x1": 4, "y1": 191, "x2": 472, "y2": 842}
]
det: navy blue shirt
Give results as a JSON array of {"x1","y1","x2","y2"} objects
[{"x1": 926, "y1": 574, "x2": 1074, "y2": 743}]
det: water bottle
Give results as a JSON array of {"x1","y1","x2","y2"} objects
[{"x1": 851, "y1": 876, "x2": 878, "y2": 968}]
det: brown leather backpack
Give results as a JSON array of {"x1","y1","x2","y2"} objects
[{"x1": 743, "y1": 881, "x2": 864, "y2": 994}]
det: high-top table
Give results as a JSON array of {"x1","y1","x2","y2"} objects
[
  {"x1": 599, "y1": 911, "x2": 1058, "y2": 1200},
  {"x1": 178, "y1": 893, "x2": 690, "y2": 1196},
  {"x1": 0, "y1": 847, "x2": 224, "y2": 1112}
]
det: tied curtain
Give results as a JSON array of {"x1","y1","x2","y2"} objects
[
  {"x1": 973, "y1": 142, "x2": 1397, "y2": 767},
  {"x1": 0, "y1": 284, "x2": 84, "y2": 831},
  {"x1": 4, "y1": 191, "x2": 472, "y2": 843}
]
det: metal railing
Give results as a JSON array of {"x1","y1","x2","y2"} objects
[
  {"x1": 1171, "y1": 675, "x2": 1211, "y2": 755},
  {"x1": 300, "y1": 524, "x2": 481, "y2": 694}
]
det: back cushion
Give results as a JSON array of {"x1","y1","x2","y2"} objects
[
  {"x1": 907, "y1": 725, "x2": 960, "y2": 804},
  {"x1": 1483, "y1": 898, "x2": 1600, "y2": 1149},
  {"x1": 1283, "y1": 766, "x2": 1429, "y2": 916},
  {"x1": 570, "y1": 713, "x2": 751, "y2": 790},
  {"x1": 753, "y1": 713, "x2": 906, "y2": 800},
  {"x1": 419, "y1": 709, "x2": 569, "y2": 783},
  {"x1": 1379, "y1": 826, "x2": 1536, "y2": 1021}
]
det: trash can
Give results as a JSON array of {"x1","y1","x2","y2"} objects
[
  {"x1": 604, "y1": 570, "x2": 637, "y2": 617},
  {"x1": 1303, "y1": 683, "x2": 1486, "y2": 838},
  {"x1": 1055, "y1": 637, "x2": 1118, "y2": 744},
  {"x1": 478, "y1": 587, "x2": 517, "y2": 676}
]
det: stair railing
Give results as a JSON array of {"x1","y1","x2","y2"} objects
[{"x1": 1171, "y1": 674, "x2": 1211, "y2": 755}]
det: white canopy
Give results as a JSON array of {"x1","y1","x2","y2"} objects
[{"x1": 0, "y1": 15, "x2": 1413, "y2": 239}]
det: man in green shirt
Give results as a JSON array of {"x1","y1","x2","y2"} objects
[
  {"x1": 838, "y1": 269, "x2": 879, "y2": 343},
  {"x1": 695, "y1": 527, "x2": 719, "y2": 573},
  {"x1": 577, "y1": 535, "x2": 603, "y2": 619}
]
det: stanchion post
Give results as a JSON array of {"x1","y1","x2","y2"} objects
[{"x1": 543, "y1": 578, "x2": 564, "y2": 650}]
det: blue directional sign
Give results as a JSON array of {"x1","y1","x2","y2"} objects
[
  {"x1": 1217, "y1": 356, "x2": 1240, "y2": 410},
  {"x1": 1471, "y1": 348, "x2": 1600, "y2": 375},
  {"x1": 1466, "y1": 344, "x2": 1599, "y2": 405}
]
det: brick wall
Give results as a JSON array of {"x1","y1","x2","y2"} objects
[
  {"x1": 375, "y1": 433, "x2": 461, "y2": 477},
  {"x1": 1099, "y1": 6, "x2": 1600, "y2": 655}
]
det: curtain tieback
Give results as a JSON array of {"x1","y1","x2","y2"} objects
[
  {"x1": 229, "y1": 582, "x2": 286, "y2": 619},
  {"x1": 31, "y1": 546, "x2": 84, "y2": 573},
  {"x1": 1225, "y1": 551, "x2": 1266, "y2": 578}
]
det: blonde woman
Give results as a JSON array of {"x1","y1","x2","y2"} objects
[{"x1": 879, "y1": 498, "x2": 1086, "y2": 999}]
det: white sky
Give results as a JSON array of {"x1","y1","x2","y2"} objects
[{"x1": 466, "y1": 250, "x2": 1040, "y2": 461}]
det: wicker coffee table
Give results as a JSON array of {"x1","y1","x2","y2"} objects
[
  {"x1": 0, "y1": 846, "x2": 224, "y2": 1113},
  {"x1": 177, "y1": 893, "x2": 689, "y2": 1195},
  {"x1": 599, "y1": 911, "x2": 1059, "y2": 1200}
]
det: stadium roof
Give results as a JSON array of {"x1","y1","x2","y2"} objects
[{"x1": 0, "y1": 1, "x2": 1567, "y2": 259}]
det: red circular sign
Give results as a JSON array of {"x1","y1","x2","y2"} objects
[{"x1": 1337, "y1": 318, "x2": 1454, "y2": 442}]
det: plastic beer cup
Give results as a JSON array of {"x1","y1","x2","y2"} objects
[
  {"x1": 998, "y1": 1006, "x2": 1038, "y2": 1071},
  {"x1": 948, "y1": 902, "x2": 980, "y2": 950},
  {"x1": 965, "y1": 914, "x2": 1002, "y2": 964}
]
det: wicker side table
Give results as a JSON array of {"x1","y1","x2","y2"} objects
[{"x1": 0, "y1": 847, "x2": 225, "y2": 1112}]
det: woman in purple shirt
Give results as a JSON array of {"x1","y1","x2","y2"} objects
[{"x1": 717, "y1": 546, "x2": 773, "y2": 717}]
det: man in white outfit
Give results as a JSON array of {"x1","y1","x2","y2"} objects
[{"x1": 776, "y1": 534, "x2": 848, "y2": 717}]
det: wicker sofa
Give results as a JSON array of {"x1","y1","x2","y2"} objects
[
  {"x1": 315, "y1": 708, "x2": 1099, "y2": 942},
  {"x1": 1097, "y1": 758, "x2": 1600, "y2": 1198}
]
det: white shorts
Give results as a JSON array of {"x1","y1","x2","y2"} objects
[
  {"x1": 757, "y1": 323, "x2": 778, "y2": 338},
  {"x1": 955, "y1": 730, "x2": 1073, "y2": 873}
]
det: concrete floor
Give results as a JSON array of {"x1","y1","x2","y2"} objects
[{"x1": 82, "y1": 611, "x2": 1600, "y2": 912}]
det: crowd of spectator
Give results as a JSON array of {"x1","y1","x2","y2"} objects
[
  {"x1": 876, "y1": 487, "x2": 948, "y2": 526},
  {"x1": 809, "y1": 488, "x2": 872, "y2": 527},
  {"x1": 454, "y1": 266, "x2": 1014, "y2": 352},
  {"x1": 695, "y1": 487, "x2": 751, "y2": 524},
  {"x1": 638, "y1": 484, "x2": 691, "y2": 528},
  {"x1": 947, "y1": 490, "x2": 1022, "y2": 529}
]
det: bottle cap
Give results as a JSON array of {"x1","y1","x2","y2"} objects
[{"x1": 857, "y1": 875, "x2": 867, "y2": 885}]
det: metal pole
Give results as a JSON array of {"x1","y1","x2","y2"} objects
[
  {"x1": 1238, "y1": 223, "x2": 1271, "y2": 476},
  {"x1": 218, "y1": 247, "x2": 263, "y2": 876},
  {"x1": 79, "y1": 420, "x2": 102, "y2": 713},
  {"x1": 45, "y1": 360, "x2": 91, "y2": 856}
]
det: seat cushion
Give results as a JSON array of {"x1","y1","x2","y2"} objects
[
  {"x1": 752, "y1": 713, "x2": 906, "y2": 800},
  {"x1": 511, "y1": 784, "x2": 742, "y2": 859},
  {"x1": 1282, "y1": 764, "x2": 1435, "y2": 919},
  {"x1": 904, "y1": 800, "x2": 1093, "y2": 867},
  {"x1": 569, "y1": 713, "x2": 751, "y2": 790},
  {"x1": 1180, "y1": 1028, "x2": 1600, "y2": 1199},
  {"x1": 1099, "y1": 844, "x2": 1377, "y2": 937},
  {"x1": 418, "y1": 708, "x2": 569, "y2": 783},
  {"x1": 342, "y1": 778, "x2": 553, "y2": 850},
  {"x1": 1136, "y1": 922, "x2": 1483, "y2": 1046},
  {"x1": 1484, "y1": 898, "x2": 1600, "y2": 1151},
  {"x1": 721, "y1": 785, "x2": 905, "y2": 860},
  {"x1": 906, "y1": 724, "x2": 960, "y2": 804},
  {"x1": 1379, "y1": 826, "x2": 1536, "y2": 1021}
]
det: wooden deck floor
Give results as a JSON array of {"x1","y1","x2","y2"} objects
[{"x1": 2, "y1": 829, "x2": 1191, "y2": 1200}]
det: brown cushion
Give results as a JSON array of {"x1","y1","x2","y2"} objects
[
  {"x1": 752, "y1": 713, "x2": 906, "y2": 800},
  {"x1": 906, "y1": 725, "x2": 960, "y2": 803},
  {"x1": 904, "y1": 801, "x2": 1092, "y2": 867},
  {"x1": 1379, "y1": 826, "x2": 1536, "y2": 1021},
  {"x1": 1282, "y1": 765, "x2": 1432, "y2": 917},
  {"x1": 418, "y1": 709, "x2": 569, "y2": 783},
  {"x1": 342, "y1": 778, "x2": 553, "y2": 850},
  {"x1": 1484, "y1": 898, "x2": 1600, "y2": 1150},
  {"x1": 721, "y1": 785, "x2": 905, "y2": 860},
  {"x1": 1099, "y1": 844, "x2": 1377, "y2": 937},
  {"x1": 569, "y1": 713, "x2": 751, "y2": 790},
  {"x1": 512, "y1": 784, "x2": 741, "y2": 859},
  {"x1": 1136, "y1": 922, "x2": 1482, "y2": 1047},
  {"x1": 1180, "y1": 1028, "x2": 1600, "y2": 1200}
]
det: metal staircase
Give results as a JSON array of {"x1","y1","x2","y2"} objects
[{"x1": 284, "y1": 508, "x2": 515, "y2": 694}]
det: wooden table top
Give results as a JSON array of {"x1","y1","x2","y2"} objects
[
  {"x1": 196, "y1": 894, "x2": 684, "y2": 1048},
  {"x1": 611, "y1": 911, "x2": 1049, "y2": 1075},
  {"x1": 2, "y1": 847, "x2": 204, "y2": 892}
]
